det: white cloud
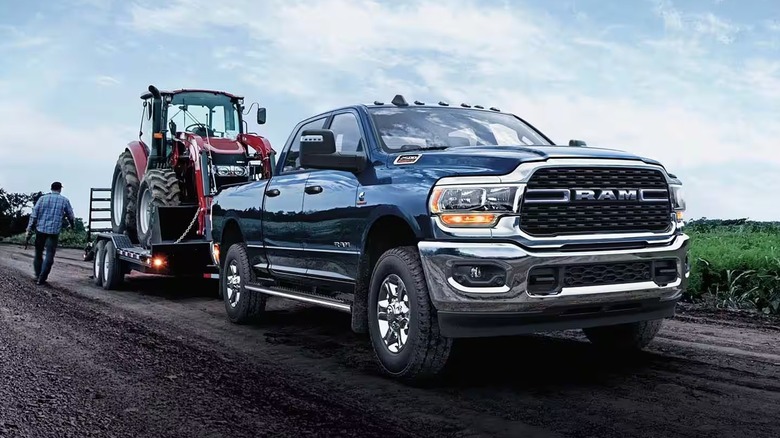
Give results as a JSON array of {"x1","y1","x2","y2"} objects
[{"x1": 2, "y1": 0, "x2": 778, "y2": 220}]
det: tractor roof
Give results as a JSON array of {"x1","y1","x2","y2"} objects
[{"x1": 140, "y1": 88, "x2": 243, "y2": 100}]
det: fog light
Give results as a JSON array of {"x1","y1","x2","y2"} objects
[{"x1": 451, "y1": 263, "x2": 506, "y2": 288}]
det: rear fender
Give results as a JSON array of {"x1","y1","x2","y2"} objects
[{"x1": 126, "y1": 141, "x2": 149, "y2": 178}]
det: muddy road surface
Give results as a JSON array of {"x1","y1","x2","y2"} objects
[{"x1": 0, "y1": 243, "x2": 779, "y2": 438}]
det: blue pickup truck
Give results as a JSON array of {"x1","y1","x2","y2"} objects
[{"x1": 207, "y1": 95, "x2": 689, "y2": 381}]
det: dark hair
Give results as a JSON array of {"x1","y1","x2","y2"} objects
[{"x1": 51, "y1": 181, "x2": 63, "y2": 191}]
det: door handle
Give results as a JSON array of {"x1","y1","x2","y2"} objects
[
  {"x1": 304, "y1": 185, "x2": 323, "y2": 195},
  {"x1": 265, "y1": 188, "x2": 280, "y2": 197}
]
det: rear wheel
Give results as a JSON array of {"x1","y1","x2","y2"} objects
[
  {"x1": 135, "y1": 169, "x2": 182, "y2": 247},
  {"x1": 110, "y1": 150, "x2": 139, "y2": 243},
  {"x1": 367, "y1": 246, "x2": 452, "y2": 382},
  {"x1": 221, "y1": 243, "x2": 266, "y2": 324},
  {"x1": 92, "y1": 240, "x2": 106, "y2": 286},
  {"x1": 102, "y1": 240, "x2": 123, "y2": 290}
]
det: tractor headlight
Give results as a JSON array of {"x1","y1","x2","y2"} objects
[
  {"x1": 213, "y1": 165, "x2": 248, "y2": 177},
  {"x1": 429, "y1": 185, "x2": 521, "y2": 227}
]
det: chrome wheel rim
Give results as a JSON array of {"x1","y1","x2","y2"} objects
[
  {"x1": 226, "y1": 260, "x2": 241, "y2": 308},
  {"x1": 377, "y1": 274, "x2": 410, "y2": 353},
  {"x1": 139, "y1": 188, "x2": 152, "y2": 235},
  {"x1": 112, "y1": 172, "x2": 124, "y2": 228}
]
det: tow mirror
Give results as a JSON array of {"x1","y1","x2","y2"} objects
[
  {"x1": 257, "y1": 107, "x2": 267, "y2": 125},
  {"x1": 569, "y1": 139, "x2": 587, "y2": 147},
  {"x1": 299, "y1": 129, "x2": 365, "y2": 173}
]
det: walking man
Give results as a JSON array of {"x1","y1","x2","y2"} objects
[{"x1": 26, "y1": 181, "x2": 75, "y2": 285}]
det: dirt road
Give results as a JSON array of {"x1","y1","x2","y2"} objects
[{"x1": 0, "y1": 243, "x2": 778, "y2": 438}]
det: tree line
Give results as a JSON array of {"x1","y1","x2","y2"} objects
[{"x1": 0, "y1": 187, "x2": 85, "y2": 237}]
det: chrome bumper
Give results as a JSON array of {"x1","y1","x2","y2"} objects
[{"x1": 417, "y1": 234, "x2": 689, "y2": 314}]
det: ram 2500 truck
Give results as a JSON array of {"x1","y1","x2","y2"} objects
[{"x1": 207, "y1": 95, "x2": 689, "y2": 381}]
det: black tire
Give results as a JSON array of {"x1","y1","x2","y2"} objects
[
  {"x1": 367, "y1": 246, "x2": 452, "y2": 382},
  {"x1": 92, "y1": 240, "x2": 106, "y2": 286},
  {"x1": 582, "y1": 319, "x2": 664, "y2": 351},
  {"x1": 102, "y1": 240, "x2": 124, "y2": 290},
  {"x1": 135, "y1": 169, "x2": 182, "y2": 248},
  {"x1": 111, "y1": 150, "x2": 140, "y2": 243},
  {"x1": 221, "y1": 243, "x2": 266, "y2": 324}
]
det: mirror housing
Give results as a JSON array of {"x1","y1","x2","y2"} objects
[
  {"x1": 299, "y1": 129, "x2": 366, "y2": 173},
  {"x1": 200, "y1": 152, "x2": 214, "y2": 197},
  {"x1": 257, "y1": 107, "x2": 267, "y2": 125},
  {"x1": 569, "y1": 139, "x2": 587, "y2": 147}
]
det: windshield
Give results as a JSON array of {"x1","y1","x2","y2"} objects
[
  {"x1": 167, "y1": 92, "x2": 242, "y2": 140},
  {"x1": 368, "y1": 106, "x2": 553, "y2": 152}
]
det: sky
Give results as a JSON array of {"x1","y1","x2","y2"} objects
[{"x1": 0, "y1": 0, "x2": 778, "y2": 223}]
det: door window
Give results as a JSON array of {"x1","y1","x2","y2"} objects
[
  {"x1": 281, "y1": 117, "x2": 326, "y2": 173},
  {"x1": 328, "y1": 112, "x2": 363, "y2": 154}
]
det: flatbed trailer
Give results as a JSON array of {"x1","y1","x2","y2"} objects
[{"x1": 83, "y1": 188, "x2": 219, "y2": 290}]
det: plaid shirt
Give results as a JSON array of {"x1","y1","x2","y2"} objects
[{"x1": 27, "y1": 192, "x2": 75, "y2": 235}]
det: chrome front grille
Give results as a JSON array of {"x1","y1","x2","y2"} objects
[{"x1": 519, "y1": 166, "x2": 672, "y2": 236}]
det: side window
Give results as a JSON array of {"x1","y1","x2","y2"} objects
[
  {"x1": 328, "y1": 112, "x2": 363, "y2": 154},
  {"x1": 282, "y1": 117, "x2": 326, "y2": 173}
]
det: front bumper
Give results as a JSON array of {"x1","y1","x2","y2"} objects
[{"x1": 418, "y1": 234, "x2": 690, "y2": 338}]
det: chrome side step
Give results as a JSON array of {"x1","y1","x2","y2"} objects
[{"x1": 245, "y1": 284, "x2": 351, "y2": 313}]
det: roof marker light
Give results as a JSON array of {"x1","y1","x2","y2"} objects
[
  {"x1": 460, "y1": 103, "x2": 471, "y2": 108},
  {"x1": 391, "y1": 94, "x2": 409, "y2": 106},
  {"x1": 414, "y1": 100, "x2": 425, "y2": 105},
  {"x1": 438, "y1": 101, "x2": 449, "y2": 106}
]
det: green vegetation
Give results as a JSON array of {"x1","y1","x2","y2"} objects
[
  {"x1": 685, "y1": 219, "x2": 780, "y2": 315},
  {"x1": 0, "y1": 187, "x2": 88, "y2": 249}
]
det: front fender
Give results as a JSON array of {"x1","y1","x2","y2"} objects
[{"x1": 126, "y1": 141, "x2": 149, "y2": 177}]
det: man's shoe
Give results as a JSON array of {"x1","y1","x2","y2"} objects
[{"x1": 36, "y1": 279, "x2": 46, "y2": 286}]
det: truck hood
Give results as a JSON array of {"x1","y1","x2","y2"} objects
[{"x1": 388, "y1": 145, "x2": 665, "y2": 177}]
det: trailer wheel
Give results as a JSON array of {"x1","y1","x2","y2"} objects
[
  {"x1": 102, "y1": 240, "x2": 124, "y2": 290},
  {"x1": 367, "y1": 246, "x2": 452, "y2": 382},
  {"x1": 92, "y1": 240, "x2": 107, "y2": 286},
  {"x1": 221, "y1": 243, "x2": 266, "y2": 324}
]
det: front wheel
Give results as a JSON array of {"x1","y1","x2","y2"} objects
[
  {"x1": 221, "y1": 243, "x2": 266, "y2": 324},
  {"x1": 582, "y1": 319, "x2": 664, "y2": 351},
  {"x1": 367, "y1": 246, "x2": 452, "y2": 382}
]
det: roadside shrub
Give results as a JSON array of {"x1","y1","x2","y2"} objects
[{"x1": 685, "y1": 219, "x2": 780, "y2": 315}]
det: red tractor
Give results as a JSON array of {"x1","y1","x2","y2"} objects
[{"x1": 84, "y1": 85, "x2": 274, "y2": 288}]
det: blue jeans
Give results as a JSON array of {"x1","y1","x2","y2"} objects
[{"x1": 33, "y1": 232, "x2": 59, "y2": 282}]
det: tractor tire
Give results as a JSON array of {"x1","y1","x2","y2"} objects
[
  {"x1": 135, "y1": 169, "x2": 182, "y2": 248},
  {"x1": 367, "y1": 246, "x2": 453, "y2": 383},
  {"x1": 111, "y1": 150, "x2": 140, "y2": 243}
]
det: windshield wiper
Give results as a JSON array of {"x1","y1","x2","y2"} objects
[{"x1": 397, "y1": 144, "x2": 450, "y2": 152}]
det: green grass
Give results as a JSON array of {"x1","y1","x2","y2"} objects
[
  {"x1": 685, "y1": 219, "x2": 780, "y2": 315},
  {"x1": 0, "y1": 228, "x2": 89, "y2": 249}
]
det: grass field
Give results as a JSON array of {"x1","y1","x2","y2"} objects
[
  {"x1": 2, "y1": 218, "x2": 778, "y2": 315},
  {"x1": 685, "y1": 219, "x2": 780, "y2": 315}
]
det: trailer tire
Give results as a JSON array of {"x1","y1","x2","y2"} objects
[
  {"x1": 367, "y1": 246, "x2": 452, "y2": 383},
  {"x1": 111, "y1": 150, "x2": 140, "y2": 243},
  {"x1": 102, "y1": 240, "x2": 124, "y2": 290},
  {"x1": 92, "y1": 240, "x2": 106, "y2": 287},
  {"x1": 135, "y1": 169, "x2": 182, "y2": 248},
  {"x1": 221, "y1": 243, "x2": 266, "y2": 324}
]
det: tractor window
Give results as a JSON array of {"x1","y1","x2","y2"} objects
[
  {"x1": 282, "y1": 117, "x2": 327, "y2": 173},
  {"x1": 166, "y1": 92, "x2": 241, "y2": 140},
  {"x1": 139, "y1": 100, "x2": 153, "y2": 148}
]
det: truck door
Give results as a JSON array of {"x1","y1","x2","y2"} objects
[
  {"x1": 301, "y1": 110, "x2": 366, "y2": 288},
  {"x1": 261, "y1": 117, "x2": 326, "y2": 280}
]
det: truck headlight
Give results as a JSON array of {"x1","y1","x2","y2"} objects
[
  {"x1": 670, "y1": 185, "x2": 685, "y2": 223},
  {"x1": 429, "y1": 185, "x2": 521, "y2": 227}
]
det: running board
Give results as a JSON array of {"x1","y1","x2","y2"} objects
[{"x1": 244, "y1": 284, "x2": 351, "y2": 313}]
